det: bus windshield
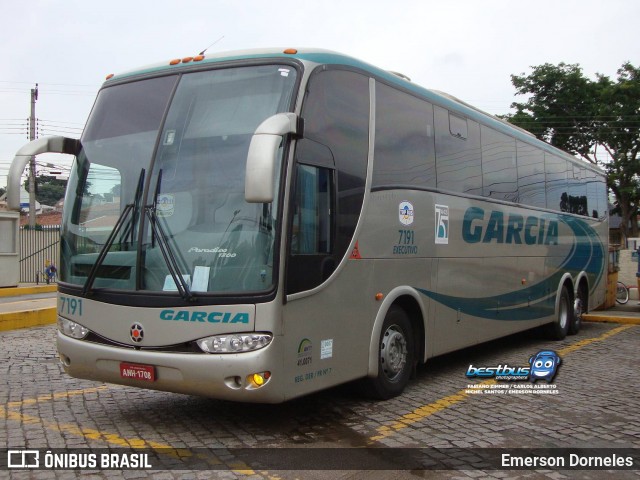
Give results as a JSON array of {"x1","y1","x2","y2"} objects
[{"x1": 61, "y1": 64, "x2": 298, "y2": 295}]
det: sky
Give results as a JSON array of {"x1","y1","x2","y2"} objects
[{"x1": 1, "y1": 0, "x2": 638, "y2": 190}]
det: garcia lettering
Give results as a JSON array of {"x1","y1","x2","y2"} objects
[
  {"x1": 159, "y1": 310, "x2": 249, "y2": 324},
  {"x1": 462, "y1": 207, "x2": 558, "y2": 245}
]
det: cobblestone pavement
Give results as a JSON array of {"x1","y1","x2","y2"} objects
[{"x1": 1, "y1": 322, "x2": 639, "y2": 479}]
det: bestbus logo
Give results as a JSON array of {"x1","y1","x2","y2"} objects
[
  {"x1": 466, "y1": 351, "x2": 562, "y2": 382},
  {"x1": 462, "y1": 207, "x2": 558, "y2": 245},
  {"x1": 466, "y1": 364, "x2": 531, "y2": 381}
]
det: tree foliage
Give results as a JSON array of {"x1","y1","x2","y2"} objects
[
  {"x1": 23, "y1": 175, "x2": 67, "y2": 207},
  {"x1": 505, "y1": 62, "x2": 640, "y2": 237}
]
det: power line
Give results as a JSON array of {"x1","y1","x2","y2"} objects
[{"x1": 0, "y1": 80, "x2": 97, "y2": 88}]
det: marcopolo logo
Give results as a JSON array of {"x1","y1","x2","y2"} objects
[
  {"x1": 130, "y1": 323, "x2": 144, "y2": 343},
  {"x1": 466, "y1": 350, "x2": 562, "y2": 383}
]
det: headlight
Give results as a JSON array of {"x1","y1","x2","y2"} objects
[
  {"x1": 57, "y1": 317, "x2": 90, "y2": 339},
  {"x1": 197, "y1": 333, "x2": 272, "y2": 354}
]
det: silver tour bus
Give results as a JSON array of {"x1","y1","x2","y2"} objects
[{"x1": 9, "y1": 48, "x2": 607, "y2": 402}]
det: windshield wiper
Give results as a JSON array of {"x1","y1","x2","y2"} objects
[
  {"x1": 81, "y1": 169, "x2": 146, "y2": 296},
  {"x1": 144, "y1": 170, "x2": 194, "y2": 301},
  {"x1": 144, "y1": 205, "x2": 194, "y2": 301}
]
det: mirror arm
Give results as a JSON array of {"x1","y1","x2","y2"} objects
[{"x1": 6, "y1": 136, "x2": 79, "y2": 211}]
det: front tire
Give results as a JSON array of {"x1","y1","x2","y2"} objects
[{"x1": 364, "y1": 306, "x2": 414, "y2": 400}]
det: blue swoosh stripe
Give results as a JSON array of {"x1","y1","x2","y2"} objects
[{"x1": 417, "y1": 216, "x2": 605, "y2": 321}]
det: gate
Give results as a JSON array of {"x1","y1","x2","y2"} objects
[{"x1": 19, "y1": 225, "x2": 60, "y2": 283}]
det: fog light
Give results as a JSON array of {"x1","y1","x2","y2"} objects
[{"x1": 247, "y1": 371, "x2": 271, "y2": 389}]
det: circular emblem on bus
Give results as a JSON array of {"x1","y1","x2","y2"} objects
[
  {"x1": 399, "y1": 201, "x2": 414, "y2": 226},
  {"x1": 130, "y1": 323, "x2": 144, "y2": 343}
]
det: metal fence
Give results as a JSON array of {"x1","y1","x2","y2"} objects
[{"x1": 19, "y1": 225, "x2": 60, "y2": 283}]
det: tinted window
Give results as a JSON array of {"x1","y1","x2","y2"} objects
[
  {"x1": 545, "y1": 154, "x2": 568, "y2": 212},
  {"x1": 289, "y1": 69, "x2": 369, "y2": 294},
  {"x1": 595, "y1": 176, "x2": 608, "y2": 220},
  {"x1": 449, "y1": 113, "x2": 468, "y2": 139},
  {"x1": 516, "y1": 141, "x2": 546, "y2": 208},
  {"x1": 84, "y1": 76, "x2": 177, "y2": 142},
  {"x1": 373, "y1": 83, "x2": 435, "y2": 189},
  {"x1": 567, "y1": 164, "x2": 588, "y2": 216},
  {"x1": 587, "y1": 172, "x2": 608, "y2": 220},
  {"x1": 434, "y1": 106, "x2": 482, "y2": 195},
  {"x1": 291, "y1": 165, "x2": 333, "y2": 255},
  {"x1": 481, "y1": 126, "x2": 517, "y2": 201}
]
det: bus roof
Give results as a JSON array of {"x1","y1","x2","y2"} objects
[{"x1": 104, "y1": 48, "x2": 603, "y2": 175}]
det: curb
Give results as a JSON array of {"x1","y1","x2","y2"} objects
[
  {"x1": 0, "y1": 285, "x2": 57, "y2": 298},
  {"x1": 583, "y1": 314, "x2": 640, "y2": 325},
  {"x1": 0, "y1": 307, "x2": 57, "y2": 332}
]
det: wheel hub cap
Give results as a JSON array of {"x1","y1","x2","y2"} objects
[{"x1": 381, "y1": 326, "x2": 407, "y2": 380}]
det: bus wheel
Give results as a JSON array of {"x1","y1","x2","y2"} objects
[
  {"x1": 365, "y1": 306, "x2": 414, "y2": 400},
  {"x1": 545, "y1": 285, "x2": 571, "y2": 340},
  {"x1": 569, "y1": 284, "x2": 587, "y2": 335}
]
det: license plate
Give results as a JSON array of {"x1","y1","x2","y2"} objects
[{"x1": 120, "y1": 362, "x2": 155, "y2": 382}]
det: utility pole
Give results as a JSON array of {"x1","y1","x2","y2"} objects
[{"x1": 28, "y1": 83, "x2": 38, "y2": 228}]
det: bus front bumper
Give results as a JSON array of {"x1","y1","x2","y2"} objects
[{"x1": 56, "y1": 332, "x2": 286, "y2": 403}]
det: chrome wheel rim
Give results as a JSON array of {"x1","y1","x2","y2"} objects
[
  {"x1": 574, "y1": 297, "x2": 583, "y2": 324},
  {"x1": 559, "y1": 296, "x2": 569, "y2": 329},
  {"x1": 380, "y1": 325, "x2": 407, "y2": 382}
]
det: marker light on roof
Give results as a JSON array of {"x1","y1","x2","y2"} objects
[
  {"x1": 169, "y1": 59, "x2": 181, "y2": 65},
  {"x1": 283, "y1": 48, "x2": 298, "y2": 54},
  {"x1": 105, "y1": 74, "x2": 114, "y2": 80}
]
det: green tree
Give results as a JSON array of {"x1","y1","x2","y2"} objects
[
  {"x1": 505, "y1": 62, "x2": 640, "y2": 238},
  {"x1": 24, "y1": 175, "x2": 68, "y2": 207}
]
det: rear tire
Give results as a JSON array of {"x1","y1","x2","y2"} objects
[
  {"x1": 569, "y1": 284, "x2": 587, "y2": 335},
  {"x1": 545, "y1": 285, "x2": 571, "y2": 340},
  {"x1": 363, "y1": 306, "x2": 414, "y2": 400}
]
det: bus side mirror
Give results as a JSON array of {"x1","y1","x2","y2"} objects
[
  {"x1": 7, "y1": 136, "x2": 80, "y2": 210},
  {"x1": 245, "y1": 113, "x2": 300, "y2": 203}
]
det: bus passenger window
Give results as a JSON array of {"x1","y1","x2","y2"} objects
[
  {"x1": 434, "y1": 106, "x2": 482, "y2": 195},
  {"x1": 449, "y1": 113, "x2": 468, "y2": 139}
]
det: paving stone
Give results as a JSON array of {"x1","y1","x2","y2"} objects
[{"x1": 1, "y1": 323, "x2": 639, "y2": 479}]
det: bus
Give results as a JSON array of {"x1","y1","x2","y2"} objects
[{"x1": 8, "y1": 48, "x2": 607, "y2": 403}]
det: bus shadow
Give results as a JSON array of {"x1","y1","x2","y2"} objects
[{"x1": 112, "y1": 324, "x2": 591, "y2": 447}]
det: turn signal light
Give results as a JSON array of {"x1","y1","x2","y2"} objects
[{"x1": 247, "y1": 371, "x2": 271, "y2": 388}]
